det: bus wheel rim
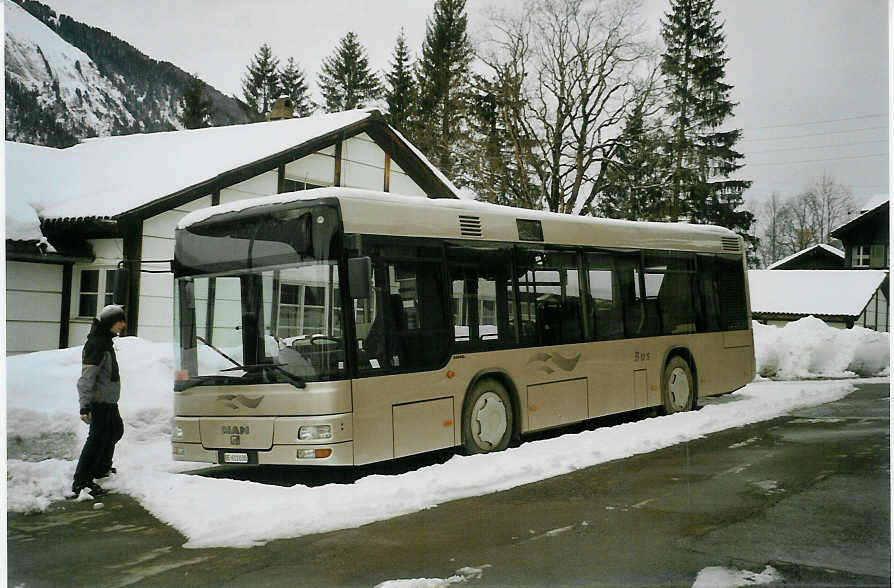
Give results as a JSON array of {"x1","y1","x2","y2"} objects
[
  {"x1": 472, "y1": 392, "x2": 507, "y2": 449},
  {"x1": 669, "y1": 367, "x2": 690, "y2": 409}
]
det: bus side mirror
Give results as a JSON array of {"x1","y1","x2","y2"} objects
[{"x1": 348, "y1": 257, "x2": 371, "y2": 299}]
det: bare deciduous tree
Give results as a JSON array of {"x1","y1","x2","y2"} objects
[
  {"x1": 754, "y1": 174, "x2": 856, "y2": 267},
  {"x1": 481, "y1": 0, "x2": 657, "y2": 214}
]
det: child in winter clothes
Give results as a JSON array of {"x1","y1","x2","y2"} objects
[{"x1": 71, "y1": 305, "x2": 126, "y2": 497}]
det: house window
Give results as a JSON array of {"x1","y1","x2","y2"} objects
[
  {"x1": 852, "y1": 245, "x2": 870, "y2": 268},
  {"x1": 77, "y1": 268, "x2": 120, "y2": 318},
  {"x1": 283, "y1": 179, "x2": 323, "y2": 193}
]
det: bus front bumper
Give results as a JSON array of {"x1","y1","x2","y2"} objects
[{"x1": 172, "y1": 440, "x2": 355, "y2": 466}]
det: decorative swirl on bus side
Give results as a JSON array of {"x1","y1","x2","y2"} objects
[
  {"x1": 216, "y1": 394, "x2": 264, "y2": 410},
  {"x1": 526, "y1": 351, "x2": 581, "y2": 374}
]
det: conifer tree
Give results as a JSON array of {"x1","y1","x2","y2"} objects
[
  {"x1": 318, "y1": 32, "x2": 381, "y2": 112},
  {"x1": 278, "y1": 57, "x2": 313, "y2": 117},
  {"x1": 661, "y1": 0, "x2": 753, "y2": 236},
  {"x1": 413, "y1": 0, "x2": 474, "y2": 180},
  {"x1": 384, "y1": 29, "x2": 417, "y2": 131},
  {"x1": 597, "y1": 105, "x2": 667, "y2": 221},
  {"x1": 178, "y1": 75, "x2": 213, "y2": 129},
  {"x1": 241, "y1": 43, "x2": 280, "y2": 118}
]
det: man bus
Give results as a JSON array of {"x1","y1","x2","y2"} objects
[{"x1": 171, "y1": 188, "x2": 754, "y2": 466}]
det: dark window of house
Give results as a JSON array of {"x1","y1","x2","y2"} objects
[
  {"x1": 448, "y1": 243, "x2": 516, "y2": 350},
  {"x1": 104, "y1": 269, "x2": 120, "y2": 306},
  {"x1": 283, "y1": 179, "x2": 323, "y2": 193},
  {"x1": 79, "y1": 269, "x2": 100, "y2": 317},
  {"x1": 515, "y1": 248, "x2": 583, "y2": 346}
]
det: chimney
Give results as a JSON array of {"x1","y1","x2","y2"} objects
[{"x1": 267, "y1": 95, "x2": 294, "y2": 121}]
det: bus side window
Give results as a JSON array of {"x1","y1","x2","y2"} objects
[
  {"x1": 448, "y1": 245, "x2": 515, "y2": 350},
  {"x1": 697, "y1": 254, "x2": 722, "y2": 332},
  {"x1": 586, "y1": 252, "x2": 623, "y2": 341},
  {"x1": 515, "y1": 248, "x2": 583, "y2": 346},
  {"x1": 716, "y1": 255, "x2": 748, "y2": 330}
]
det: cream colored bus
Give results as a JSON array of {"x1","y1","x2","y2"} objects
[{"x1": 171, "y1": 188, "x2": 754, "y2": 466}]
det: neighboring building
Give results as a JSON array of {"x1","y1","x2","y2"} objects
[
  {"x1": 6, "y1": 109, "x2": 462, "y2": 355},
  {"x1": 749, "y1": 269, "x2": 888, "y2": 331},
  {"x1": 765, "y1": 243, "x2": 844, "y2": 270},
  {"x1": 831, "y1": 195, "x2": 889, "y2": 271}
]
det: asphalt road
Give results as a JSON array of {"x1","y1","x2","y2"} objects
[{"x1": 8, "y1": 381, "x2": 890, "y2": 587}]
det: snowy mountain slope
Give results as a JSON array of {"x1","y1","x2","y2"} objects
[
  {"x1": 5, "y1": 0, "x2": 135, "y2": 139},
  {"x1": 4, "y1": 0, "x2": 252, "y2": 147}
]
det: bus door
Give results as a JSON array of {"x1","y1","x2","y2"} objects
[{"x1": 349, "y1": 239, "x2": 454, "y2": 463}]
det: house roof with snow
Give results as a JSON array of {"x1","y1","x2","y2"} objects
[
  {"x1": 765, "y1": 243, "x2": 845, "y2": 270},
  {"x1": 830, "y1": 194, "x2": 889, "y2": 241},
  {"x1": 748, "y1": 269, "x2": 887, "y2": 318},
  {"x1": 5, "y1": 108, "x2": 462, "y2": 246}
]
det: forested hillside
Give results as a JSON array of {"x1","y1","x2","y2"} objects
[{"x1": 5, "y1": 0, "x2": 252, "y2": 147}]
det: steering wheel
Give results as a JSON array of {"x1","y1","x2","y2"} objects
[{"x1": 310, "y1": 334, "x2": 341, "y2": 346}]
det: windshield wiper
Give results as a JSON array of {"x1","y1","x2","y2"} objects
[
  {"x1": 196, "y1": 336, "x2": 242, "y2": 368},
  {"x1": 220, "y1": 363, "x2": 306, "y2": 389}
]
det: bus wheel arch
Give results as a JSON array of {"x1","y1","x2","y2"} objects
[
  {"x1": 461, "y1": 371, "x2": 519, "y2": 454},
  {"x1": 661, "y1": 348, "x2": 698, "y2": 413}
]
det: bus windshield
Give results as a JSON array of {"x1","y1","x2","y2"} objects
[{"x1": 174, "y1": 207, "x2": 345, "y2": 389}]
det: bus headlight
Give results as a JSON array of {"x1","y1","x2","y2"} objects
[
  {"x1": 298, "y1": 425, "x2": 332, "y2": 441},
  {"x1": 172, "y1": 424, "x2": 184, "y2": 439}
]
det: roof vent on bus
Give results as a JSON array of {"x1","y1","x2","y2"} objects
[
  {"x1": 458, "y1": 215, "x2": 482, "y2": 237},
  {"x1": 721, "y1": 236, "x2": 741, "y2": 252}
]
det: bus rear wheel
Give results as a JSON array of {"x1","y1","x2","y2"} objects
[
  {"x1": 662, "y1": 356, "x2": 695, "y2": 414},
  {"x1": 462, "y1": 378, "x2": 513, "y2": 454}
]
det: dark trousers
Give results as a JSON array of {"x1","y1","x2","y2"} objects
[{"x1": 73, "y1": 403, "x2": 123, "y2": 485}]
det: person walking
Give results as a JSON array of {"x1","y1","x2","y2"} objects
[{"x1": 71, "y1": 304, "x2": 126, "y2": 497}]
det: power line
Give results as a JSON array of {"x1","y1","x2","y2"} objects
[
  {"x1": 739, "y1": 125, "x2": 888, "y2": 143},
  {"x1": 746, "y1": 139, "x2": 889, "y2": 155},
  {"x1": 744, "y1": 113, "x2": 888, "y2": 131},
  {"x1": 746, "y1": 152, "x2": 888, "y2": 167}
]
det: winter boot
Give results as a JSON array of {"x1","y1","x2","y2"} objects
[{"x1": 86, "y1": 481, "x2": 108, "y2": 497}]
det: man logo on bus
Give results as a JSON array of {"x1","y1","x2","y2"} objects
[{"x1": 222, "y1": 425, "x2": 250, "y2": 435}]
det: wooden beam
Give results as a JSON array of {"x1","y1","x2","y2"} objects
[
  {"x1": 120, "y1": 219, "x2": 143, "y2": 337},
  {"x1": 333, "y1": 134, "x2": 343, "y2": 187},
  {"x1": 363, "y1": 122, "x2": 456, "y2": 199},
  {"x1": 59, "y1": 263, "x2": 72, "y2": 348},
  {"x1": 384, "y1": 154, "x2": 391, "y2": 192}
]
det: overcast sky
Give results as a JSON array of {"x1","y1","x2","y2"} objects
[{"x1": 39, "y1": 0, "x2": 890, "y2": 211}]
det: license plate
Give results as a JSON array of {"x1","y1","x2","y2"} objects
[{"x1": 223, "y1": 452, "x2": 249, "y2": 464}]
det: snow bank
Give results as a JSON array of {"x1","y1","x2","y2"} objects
[
  {"x1": 753, "y1": 317, "x2": 889, "y2": 379},
  {"x1": 6, "y1": 321, "x2": 887, "y2": 546},
  {"x1": 692, "y1": 565, "x2": 782, "y2": 587}
]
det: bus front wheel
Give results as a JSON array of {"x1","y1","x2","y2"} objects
[
  {"x1": 462, "y1": 378, "x2": 513, "y2": 454},
  {"x1": 662, "y1": 356, "x2": 695, "y2": 414}
]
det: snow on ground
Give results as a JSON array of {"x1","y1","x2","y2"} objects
[
  {"x1": 6, "y1": 317, "x2": 889, "y2": 548},
  {"x1": 375, "y1": 566, "x2": 489, "y2": 588},
  {"x1": 692, "y1": 565, "x2": 782, "y2": 587}
]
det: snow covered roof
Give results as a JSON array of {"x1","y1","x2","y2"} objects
[
  {"x1": 748, "y1": 269, "x2": 887, "y2": 317},
  {"x1": 765, "y1": 243, "x2": 844, "y2": 270},
  {"x1": 860, "y1": 193, "x2": 889, "y2": 213},
  {"x1": 6, "y1": 108, "x2": 462, "y2": 242},
  {"x1": 830, "y1": 193, "x2": 889, "y2": 238}
]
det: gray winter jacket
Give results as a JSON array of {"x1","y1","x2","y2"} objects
[{"x1": 77, "y1": 320, "x2": 121, "y2": 412}]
